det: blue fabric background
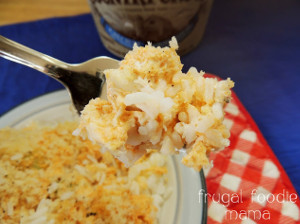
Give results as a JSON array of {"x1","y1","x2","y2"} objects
[{"x1": 1, "y1": 0, "x2": 299, "y2": 193}]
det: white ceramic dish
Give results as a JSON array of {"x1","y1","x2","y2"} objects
[{"x1": 0, "y1": 90, "x2": 207, "y2": 224}]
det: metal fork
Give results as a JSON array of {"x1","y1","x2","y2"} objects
[{"x1": 0, "y1": 35, "x2": 119, "y2": 114}]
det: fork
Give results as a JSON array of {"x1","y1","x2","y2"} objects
[{"x1": 0, "y1": 35, "x2": 119, "y2": 114}]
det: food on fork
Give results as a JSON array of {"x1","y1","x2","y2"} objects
[{"x1": 74, "y1": 37, "x2": 234, "y2": 171}]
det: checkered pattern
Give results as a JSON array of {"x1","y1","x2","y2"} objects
[{"x1": 204, "y1": 86, "x2": 300, "y2": 224}]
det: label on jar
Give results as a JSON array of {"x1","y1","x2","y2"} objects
[{"x1": 88, "y1": 0, "x2": 213, "y2": 57}]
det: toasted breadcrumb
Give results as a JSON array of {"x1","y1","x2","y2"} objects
[{"x1": 0, "y1": 121, "x2": 170, "y2": 224}]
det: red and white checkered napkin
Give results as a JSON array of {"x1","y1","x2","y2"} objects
[{"x1": 204, "y1": 91, "x2": 300, "y2": 224}]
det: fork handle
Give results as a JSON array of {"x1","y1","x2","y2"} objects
[{"x1": 0, "y1": 35, "x2": 67, "y2": 79}]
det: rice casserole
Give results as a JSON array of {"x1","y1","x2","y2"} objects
[{"x1": 75, "y1": 38, "x2": 234, "y2": 171}]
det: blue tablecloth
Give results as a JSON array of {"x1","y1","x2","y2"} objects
[{"x1": 1, "y1": 0, "x2": 299, "y2": 193}]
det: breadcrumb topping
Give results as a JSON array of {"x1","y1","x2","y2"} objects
[{"x1": 0, "y1": 121, "x2": 170, "y2": 223}]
